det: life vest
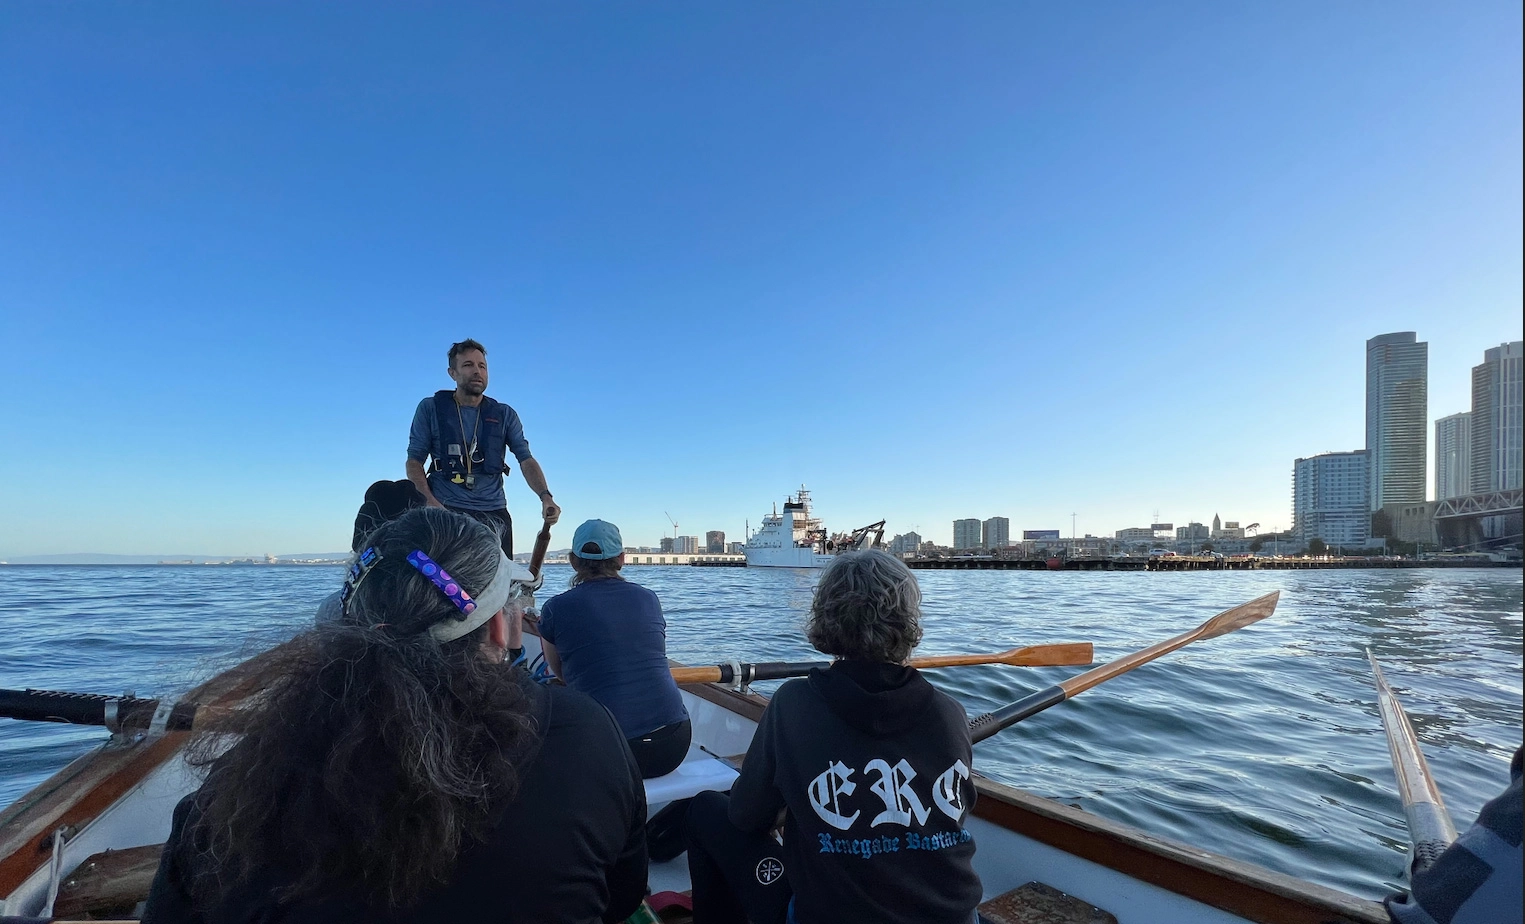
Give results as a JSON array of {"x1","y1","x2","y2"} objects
[{"x1": 429, "y1": 390, "x2": 510, "y2": 478}]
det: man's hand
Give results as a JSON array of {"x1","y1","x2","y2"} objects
[{"x1": 541, "y1": 494, "x2": 561, "y2": 525}]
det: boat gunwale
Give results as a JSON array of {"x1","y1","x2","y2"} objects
[
  {"x1": 4, "y1": 645, "x2": 1389, "y2": 924},
  {"x1": 0, "y1": 643, "x2": 291, "y2": 897}
]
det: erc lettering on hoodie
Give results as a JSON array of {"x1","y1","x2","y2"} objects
[{"x1": 807, "y1": 757, "x2": 972, "y2": 855}]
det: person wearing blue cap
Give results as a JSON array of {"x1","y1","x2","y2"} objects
[{"x1": 539, "y1": 519, "x2": 692, "y2": 779}]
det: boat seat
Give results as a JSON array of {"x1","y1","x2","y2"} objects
[
  {"x1": 643, "y1": 744, "x2": 739, "y2": 811},
  {"x1": 977, "y1": 881, "x2": 1117, "y2": 924}
]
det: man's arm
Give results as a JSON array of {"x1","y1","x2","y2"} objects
[
  {"x1": 406, "y1": 401, "x2": 445, "y2": 508},
  {"x1": 518, "y1": 456, "x2": 561, "y2": 525},
  {"x1": 405, "y1": 459, "x2": 444, "y2": 508}
]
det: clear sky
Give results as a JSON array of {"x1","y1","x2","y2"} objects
[{"x1": 1, "y1": 3, "x2": 1520, "y2": 557}]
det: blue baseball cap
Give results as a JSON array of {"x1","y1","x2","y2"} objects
[{"x1": 571, "y1": 519, "x2": 624, "y2": 560}]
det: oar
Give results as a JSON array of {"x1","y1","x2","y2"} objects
[
  {"x1": 528, "y1": 518, "x2": 553, "y2": 580},
  {"x1": 967, "y1": 590, "x2": 1281, "y2": 743},
  {"x1": 0, "y1": 687, "x2": 228, "y2": 732},
  {"x1": 1368, "y1": 649, "x2": 1457, "y2": 872},
  {"x1": 669, "y1": 642, "x2": 1094, "y2": 686}
]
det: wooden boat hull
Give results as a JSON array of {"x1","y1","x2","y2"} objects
[{"x1": 1, "y1": 637, "x2": 1387, "y2": 923}]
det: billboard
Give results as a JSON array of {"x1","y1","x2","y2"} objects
[
  {"x1": 1023, "y1": 529, "x2": 1061, "y2": 540},
  {"x1": 1151, "y1": 523, "x2": 1173, "y2": 532}
]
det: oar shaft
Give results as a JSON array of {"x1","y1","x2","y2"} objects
[
  {"x1": 969, "y1": 685, "x2": 1065, "y2": 743},
  {"x1": 528, "y1": 521, "x2": 553, "y2": 579},
  {"x1": 912, "y1": 642, "x2": 1092, "y2": 669},
  {"x1": 966, "y1": 592, "x2": 1280, "y2": 743},
  {"x1": 669, "y1": 643, "x2": 1094, "y2": 687},
  {"x1": 1369, "y1": 652, "x2": 1457, "y2": 870},
  {"x1": 1057, "y1": 627, "x2": 1203, "y2": 698}
]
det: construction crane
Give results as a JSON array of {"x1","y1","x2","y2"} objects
[{"x1": 664, "y1": 511, "x2": 679, "y2": 544}]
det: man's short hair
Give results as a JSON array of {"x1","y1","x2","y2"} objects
[{"x1": 448, "y1": 339, "x2": 488, "y2": 369}]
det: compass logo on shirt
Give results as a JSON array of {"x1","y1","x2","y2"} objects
[{"x1": 755, "y1": 857, "x2": 784, "y2": 885}]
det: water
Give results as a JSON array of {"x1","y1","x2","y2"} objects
[{"x1": 0, "y1": 565, "x2": 1519, "y2": 900}]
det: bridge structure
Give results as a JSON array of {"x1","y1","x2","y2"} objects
[{"x1": 1434, "y1": 488, "x2": 1523, "y2": 549}]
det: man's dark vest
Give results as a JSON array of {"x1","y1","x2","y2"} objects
[{"x1": 429, "y1": 390, "x2": 510, "y2": 478}]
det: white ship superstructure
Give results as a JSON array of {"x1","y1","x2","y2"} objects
[{"x1": 743, "y1": 487, "x2": 884, "y2": 568}]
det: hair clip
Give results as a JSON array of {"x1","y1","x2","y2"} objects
[
  {"x1": 339, "y1": 547, "x2": 384, "y2": 616},
  {"x1": 407, "y1": 550, "x2": 476, "y2": 616}
]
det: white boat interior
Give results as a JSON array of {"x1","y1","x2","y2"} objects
[{"x1": 1, "y1": 632, "x2": 1388, "y2": 924}]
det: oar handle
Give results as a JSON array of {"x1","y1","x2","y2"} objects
[{"x1": 0, "y1": 688, "x2": 197, "y2": 732}]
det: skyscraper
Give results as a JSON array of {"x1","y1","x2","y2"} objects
[
  {"x1": 952, "y1": 519, "x2": 982, "y2": 550},
  {"x1": 706, "y1": 530, "x2": 726, "y2": 553},
  {"x1": 981, "y1": 517, "x2": 1010, "y2": 549},
  {"x1": 1435, "y1": 412, "x2": 1472, "y2": 501},
  {"x1": 1293, "y1": 451, "x2": 1370, "y2": 545},
  {"x1": 1469, "y1": 341, "x2": 1523, "y2": 494},
  {"x1": 1366, "y1": 332, "x2": 1428, "y2": 510}
]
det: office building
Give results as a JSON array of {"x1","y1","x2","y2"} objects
[
  {"x1": 706, "y1": 530, "x2": 726, "y2": 554},
  {"x1": 1293, "y1": 450, "x2": 1370, "y2": 545},
  {"x1": 1435, "y1": 412, "x2": 1472, "y2": 501},
  {"x1": 981, "y1": 516, "x2": 1010, "y2": 549},
  {"x1": 1176, "y1": 522, "x2": 1209, "y2": 542},
  {"x1": 1115, "y1": 527, "x2": 1154, "y2": 541},
  {"x1": 952, "y1": 519, "x2": 982, "y2": 550},
  {"x1": 675, "y1": 535, "x2": 699, "y2": 554},
  {"x1": 660, "y1": 537, "x2": 674, "y2": 553},
  {"x1": 1366, "y1": 332, "x2": 1428, "y2": 510},
  {"x1": 889, "y1": 531, "x2": 923, "y2": 555},
  {"x1": 1470, "y1": 341, "x2": 1524, "y2": 494}
]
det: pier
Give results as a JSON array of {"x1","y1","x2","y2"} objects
[{"x1": 904, "y1": 555, "x2": 1517, "y2": 572}]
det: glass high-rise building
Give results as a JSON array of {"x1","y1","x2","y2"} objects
[
  {"x1": 1365, "y1": 332, "x2": 1428, "y2": 511},
  {"x1": 1469, "y1": 341, "x2": 1523, "y2": 494},
  {"x1": 1293, "y1": 451, "x2": 1370, "y2": 545},
  {"x1": 981, "y1": 516, "x2": 1010, "y2": 549},
  {"x1": 952, "y1": 518, "x2": 982, "y2": 550},
  {"x1": 1435, "y1": 412, "x2": 1472, "y2": 501}
]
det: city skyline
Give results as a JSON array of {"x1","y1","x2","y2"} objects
[{"x1": 0, "y1": 4, "x2": 1520, "y2": 557}]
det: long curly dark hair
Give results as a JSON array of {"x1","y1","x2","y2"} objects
[{"x1": 184, "y1": 507, "x2": 538, "y2": 910}]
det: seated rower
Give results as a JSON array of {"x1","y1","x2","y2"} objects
[
  {"x1": 685, "y1": 550, "x2": 982, "y2": 924},
  {"x1": 539, "y1": 519, "x2": 691, "y2": 779},
  {"x1": 142, "y1": 507, "x2": 647, "y2": 924}
]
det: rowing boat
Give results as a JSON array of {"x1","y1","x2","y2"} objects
[{"x1": 0, "y1": 623, "x2": 1391, "y2": 924}]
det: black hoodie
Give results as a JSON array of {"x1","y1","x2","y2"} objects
[{"x1": 728, "y1": 660, "x2": 982, "y2": 924}]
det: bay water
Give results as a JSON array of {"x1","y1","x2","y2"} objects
[{"x1": 0, "y1": 564, "x2": 1519, "y2": 901}]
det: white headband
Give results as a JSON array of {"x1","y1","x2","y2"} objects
[{"x1": 429, "y1": 552, "x2": 540, "y2": 643}]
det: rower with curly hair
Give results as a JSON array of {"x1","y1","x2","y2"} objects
[{"x1": 142, "y1": 506, "x2": 647, "y2": 924}]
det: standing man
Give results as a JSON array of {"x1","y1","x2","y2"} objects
[{"x1": 407, "y1": 338, "x2": 561, "y2": 557}]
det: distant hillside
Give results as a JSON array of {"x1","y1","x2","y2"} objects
[{"x1": 3, "y1": 552, "x2": 349, "y2": 565}]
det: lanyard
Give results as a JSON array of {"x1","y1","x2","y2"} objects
[{"x1": 454, "y1": 399, "x2": 482, "y2": 473}]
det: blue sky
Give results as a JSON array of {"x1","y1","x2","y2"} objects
[{"x1": 1, "y1": 3, "x2": 1520, "y2": 556}]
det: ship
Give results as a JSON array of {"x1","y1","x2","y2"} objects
[{"x1": 743, "y1": 486, "x2": 885, "y2": 568}]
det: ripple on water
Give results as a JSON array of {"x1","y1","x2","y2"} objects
[{"x1": 0, "y1": 564, "x2": 1519, "y2": 900}]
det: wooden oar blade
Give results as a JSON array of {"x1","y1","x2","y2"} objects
[
  {"x1": 1002, "y1": 642, "x2": 1093, "y2": 666},
  {"x1": 1198, "y1": 590, "x2": 1279, "y2": 640}
]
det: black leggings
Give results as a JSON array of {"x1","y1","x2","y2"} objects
[
  {"x1": 448, "y1": 506, "x2": 513, "y2": 557},
  {"x1": 628, "y1": 718, "x2": 692, "y2": 779},
  {"x1": 684, "y1": 791, "x2": 792, "y2": 924}
]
